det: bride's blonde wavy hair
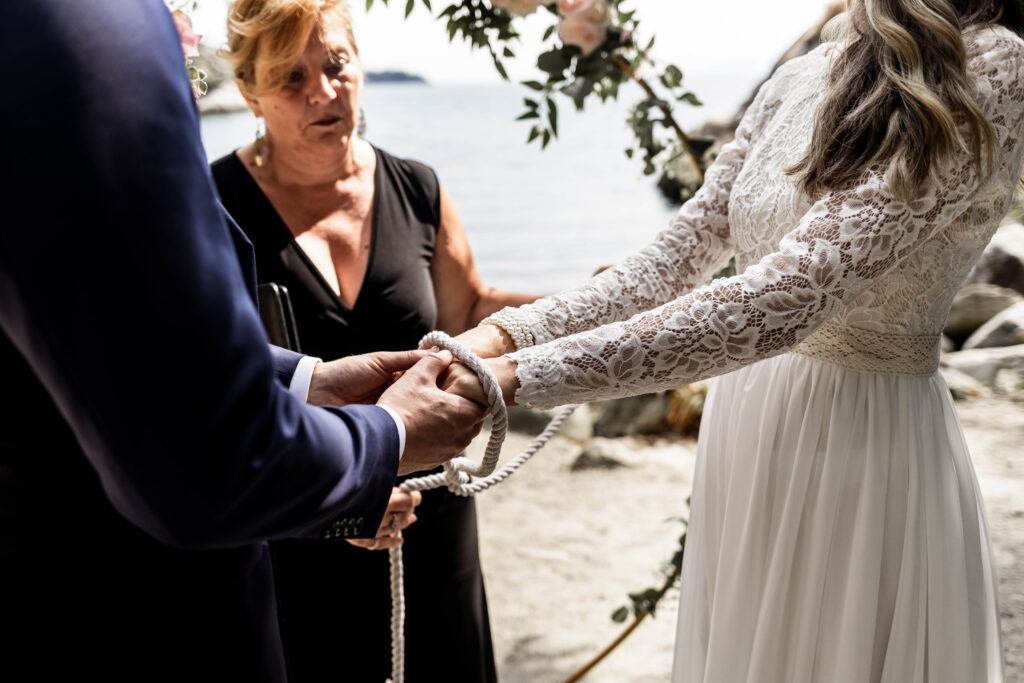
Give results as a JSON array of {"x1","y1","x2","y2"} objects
[{"x1": 788, "y1": 0, "x2": 1024, "y2": 201}]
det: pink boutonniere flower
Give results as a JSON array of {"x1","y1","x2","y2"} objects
[{"x1": 172, "y1": 10, "x2": 202, "y2": 59}]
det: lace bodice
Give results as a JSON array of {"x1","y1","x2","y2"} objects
[{"x1": 504, "y1": 26, "x2": 1024, "y2": 409}]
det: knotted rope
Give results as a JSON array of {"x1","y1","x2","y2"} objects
[{"x1": 385, "y1": 331, "x2": 577, "y2": 683}]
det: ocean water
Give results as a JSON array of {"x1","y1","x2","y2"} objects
[{"x1": 199, "y1": 79, "x2": 745, "y2": 294}]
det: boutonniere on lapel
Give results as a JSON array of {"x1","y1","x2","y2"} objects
[{"x1": 167, "y1": 2, "x2": 208, "y2": 99}]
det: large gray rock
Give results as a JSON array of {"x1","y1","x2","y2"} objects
[
  {"x1": 938, "y1": 365, "x2": 992, "y2": 400},
  {"x1": 962, "y1": 300, "x2": 1024, "y2": 349},
  {"x1": 506, "y1": 404, "x2": 594, "y2": 442},
  {"x1": 966, "y1": 222, "x2": 1024, "y2": 296},
  {"x1": 943, "y1": 283, "x2": 1022, "y2": 343},
  {"x1": 591, "y1": 392, "x2": 671, "y2": 438},
  {"x1": 570, "y1": 438, "x2": 638, "y2": 471},
  {"x1": 941, "y1": 344, "x2": 1024, "y2": 384}
]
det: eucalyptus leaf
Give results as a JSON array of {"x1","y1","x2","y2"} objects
[
  {"x1": 537, "y1": 48, "x2": 570, "y2": 76},
  {"x1": 405, "y1": 0, "x2": 414, "y2": 17},
  {"x1": 493, "y1": 57, "x2": 509, "y2": 80},
  {"x1": 546, "y1": 97, "x2": 558, "y2": 137},
  {"x1": 660, "y1": 64, "x2": 682, "y2": 89}
]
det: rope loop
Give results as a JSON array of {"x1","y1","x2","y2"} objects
[{"x1": 386, "y1": 330, "x2": 577, "y2": 683}]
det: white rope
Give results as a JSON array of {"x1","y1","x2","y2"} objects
[{"x1": 385, "y1": 331, "x2": 577, "y2": 683}]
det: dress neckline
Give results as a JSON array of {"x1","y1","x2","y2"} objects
[{"x1": 228, "y1": 144, "x2": 381, "y2": 316}]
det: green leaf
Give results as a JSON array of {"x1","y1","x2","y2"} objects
[
  {"x1": 503, "y1": 46, "x2": 515, "y2": 58},
  {"x1": 522, "y1": 80, "x2": 545, "y2": 91},
  {"x1": 660, "y1": 64, "x2": 683, "y2": 89},
  {"x1": 524, "y1": 97, "x2": 539, "y2": 108},
  {"x1": 494, "y1": 58, "x2": 509, "y2": 80},
  {"x1": 527, "y1": 124, "x2": 542, "y2": 143},
  {"x1": 537, "y1": 48, "x2": 570, "y2": 76},
  {"x1": 546, "y1": 97, "x2": 558, "y2": 137},
  {"x1": 516, "y1": 111, "x2": 541, "y2": 120},
  {"x1": 624, "y1": 148, "x2": 634, "y2": 159},
  {"x1": 611, "y1": 606, "x2": 630, "y2": 623},
  {"x1": 679, "y1": 92, "x2": 703, "y2": 106},
  {"x1": 422, "y1": 0, "x2": 431, "y2": 10},
  {"x1": 405, "y1": 0, "x2": 414, "y2": 17},
  {"x1": 439, "y1": 5, "x2": 457, "y2": 18},
  {"x1": 366, "y1": 0, "x2": 374, "y2": 10},
  {"x1": 543, "y1": 24, "x2": 556, "y2": 41},
  {"x1": 542, "y1": 129, "x2": 551, "y2": 148}
]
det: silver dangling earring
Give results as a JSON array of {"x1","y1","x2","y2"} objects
[
  {"x1": 254, "y1": 117, "x2": 266, "y2": 168},
  {"x1": 357, "y1": 107, "x2": 366, "y2": 138}
]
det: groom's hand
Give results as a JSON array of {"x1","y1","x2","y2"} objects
[
  {"x1": 306, "y1": 350, "x2": 428, "y2": 407},
  {"x1": 378, "y1": 350, "x2": 488, "y2": 476}
]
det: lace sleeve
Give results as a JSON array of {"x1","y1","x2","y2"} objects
[
  {"x1": 510, "y1": 33, "x2": 1024, "y2": 409},
  {"x1": 497, "y1": 78, "x2": 773, "y2": 347}
]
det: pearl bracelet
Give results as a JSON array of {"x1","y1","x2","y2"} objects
[{"x1": 480, "y1": 309, "x2": 535, "y2": 351}]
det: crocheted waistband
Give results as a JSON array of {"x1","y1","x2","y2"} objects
[{"x1": 793, "y1": 321, "x2": 941, "y2": 376}]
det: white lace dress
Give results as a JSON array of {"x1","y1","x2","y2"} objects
[{"x1": 497, "y1": 26, "x2": 1024, "y2": 682}]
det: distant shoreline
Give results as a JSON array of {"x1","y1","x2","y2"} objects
[
  {"x1": 365, "y1": 71, "x2": 427, "y2": 84},
  {"x1": 197, "y1": 61, "x2": 427, "y2": 115}
]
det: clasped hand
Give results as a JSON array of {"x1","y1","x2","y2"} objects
[
  {"x1": 306, "y1": 327, "x2": 519, "y2": 476},
  {"x1": 305, "y1": 330, "x2": 518, "y2": 550}
]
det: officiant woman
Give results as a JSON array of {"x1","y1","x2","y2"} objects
[{"x1": 211, "y1": 0, "x2": 539, "y2": 680}]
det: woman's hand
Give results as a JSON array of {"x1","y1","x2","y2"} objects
[
  {"x1": 347, "y1": 487, "x2": 422, "y2": 551},
  {"x1": 440, "y1": 357, "x2": 520, "y2": 408},
  {"x1": 452, "y1": 324, "x2": 516, "y2": 359}
]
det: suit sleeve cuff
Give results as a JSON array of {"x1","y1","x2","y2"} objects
[
  {"x1": 288, "y1": 355, "x2": 321, "y2": 403},
  {"x1": 377, "y1": 405, "x2": 407, "y2": 460}
]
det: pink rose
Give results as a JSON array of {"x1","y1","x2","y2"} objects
[
  {"x1": 172, "y1": 10, "x2": 201, "y2": 59},
  {"x1": 491, "y1": 0, "x2": 541, "y2": 17},
  {"x1": 557, "y1": 0, "x2": 610, "y2": 24},
  {"x1": 558, "y1": 15, "x2": 608, "y2": 56}
]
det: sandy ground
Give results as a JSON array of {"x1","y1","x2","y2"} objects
[{"x1": 466, "y1": 394, "x2": 1024, "y2": 682}]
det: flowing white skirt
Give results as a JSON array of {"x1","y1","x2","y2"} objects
[{"x1": 672, "y1": 353, "x2": 1004, "y2": 682}]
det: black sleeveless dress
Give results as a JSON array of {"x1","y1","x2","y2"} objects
[{"x1": 212, "y1": 146, "x2": 498, "y2": 683}]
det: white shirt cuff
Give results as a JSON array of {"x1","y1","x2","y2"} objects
[
  {"x1": 288, "y1": 355, "x2": 321, "y2": 403},
  {"x1": 378, "y1": 405, "x2": 407, "y2": 460}
]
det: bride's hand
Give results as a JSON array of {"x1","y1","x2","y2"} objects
[
  {"x1": 440, "y1": 357, "x2": 519, "y2": 408},
  {"x1": 453, "y1": 324, "x2": 515, "y2": 359}
]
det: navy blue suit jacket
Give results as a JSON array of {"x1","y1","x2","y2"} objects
[{"x1": 0, "y1": 1, "x2": 399, "y2": 680}]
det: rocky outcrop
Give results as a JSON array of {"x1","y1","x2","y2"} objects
[
  {"x1": 943, "y1": 283, "x2": 1023, "y2": 344},
  {"x1": 963, "y1": 301, "x2": 1024, "y2": 350},
  {"x1": 966, "y1": 222, "x2": 1024, "y2": 296},
  {"x1": 938, "y1": 365, "x2": 992, "y2": 400},
  {"x1": 941, "y1": 344, "x2": 1024, "y2": 385}
]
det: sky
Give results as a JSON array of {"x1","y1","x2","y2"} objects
[{"x1": 190, "y1": 0, "x2": 839, "y2": 84}]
